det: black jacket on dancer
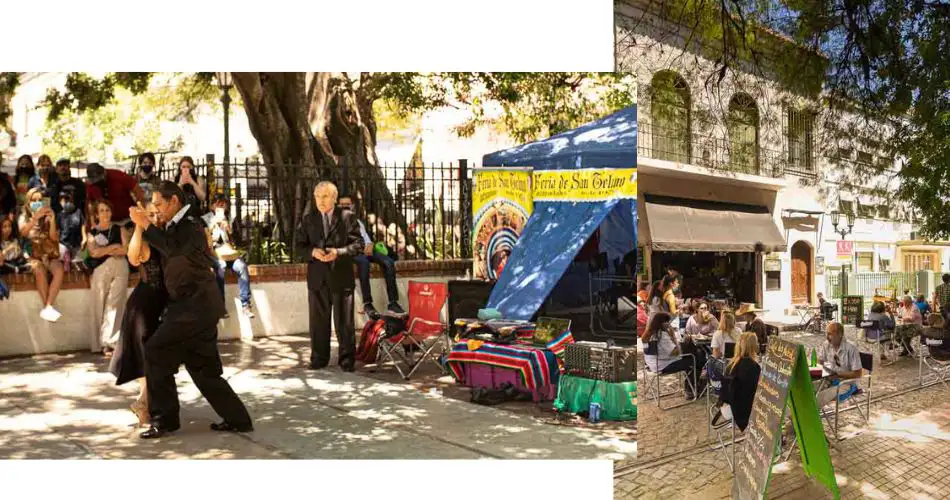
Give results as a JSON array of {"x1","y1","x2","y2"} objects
[{"x1": 139, "y1": 193, "x2": 251, "y2": 438}]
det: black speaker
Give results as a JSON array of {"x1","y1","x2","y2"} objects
[{"x1": 448, "y1": 280, "x2": 496, "y2": 337}]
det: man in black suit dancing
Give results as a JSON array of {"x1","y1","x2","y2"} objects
[
  {"x1": 129, "y1": 181, "x2": 253, "y2": 439},
  {"x1": 295, "y1": 181, "x2": 363, "y2": 371}
]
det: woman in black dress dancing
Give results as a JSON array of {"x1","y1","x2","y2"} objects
[{"x1": 109, "y1": 203, "x2": 167, "y2": 425}]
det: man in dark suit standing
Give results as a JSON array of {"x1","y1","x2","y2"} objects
[
  {"x1": 295, "y1": 181, "x2": 364, "y2": 371},
  {"x1": 129, "y1": 181, "x2": 253, "y2": 439}
]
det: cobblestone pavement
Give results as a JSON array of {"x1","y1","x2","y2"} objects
[
  {"x1": 0, "y1": 335, "x2": 635, "y2": 460},
  {"x1": 618, "y1": 328, "x2": 950, "y2": 499}
]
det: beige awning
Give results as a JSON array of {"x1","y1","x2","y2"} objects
[{"x1": 644, "y1": 196, "x2": 788, "y2": 252}]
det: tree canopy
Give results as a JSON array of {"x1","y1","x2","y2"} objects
[{"x1": 619, "y1": 0, "x2": 949, "y2": 238}]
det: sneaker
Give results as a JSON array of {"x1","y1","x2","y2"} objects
[
  {"x1": 363, "y1": 303, "x2": 379, "y2": 318},
  {"x1": 40, "y1": 306, "x2": 61, "y2": 322},
  {"x1": 387, "y1": 302, "x2": 406, "y2": 315},
  {"x1": 242, "y1": 305, "x2": 255, "y2": 318}
]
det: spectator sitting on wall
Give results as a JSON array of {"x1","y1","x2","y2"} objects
[
  {"x1": 85, "y1": 163, "x2": 147, "y2": 228},
  {"x1": 338, "y1": 195, "x2": 404, "y2": 317},
  {"x1": 28, "y1": 154, "x2": 62, "y2": 212},
  {"x1": 19, "y1": 187, "x2": 65, "y2": 322},
  {"x1": 13, "y1": 155, "x2": 35, "y2": 208},
  {"x1": 204, "y1": 195, "x2": 255, "y2": 319},
  {"x1": 0, "y1": 217, "x2": 30, "y2": 274},
  {"x1": 135, "y1": 152, "x2": 162, "y2": 201},
  {"x1": 56, "y1": 185, "x2": 85, "y2": 267},
  {"x1": 55, "y1": 158, "x2": 86, "y2": 217},
  {"x1": 173, "y1": 156, "x2": 207, "y2": 220}
]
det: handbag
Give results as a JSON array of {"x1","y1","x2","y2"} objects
[{"x1": 215, "y1": 243, "x2": 242, "y2": 262}]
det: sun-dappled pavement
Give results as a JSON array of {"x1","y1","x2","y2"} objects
[{"x1": 0, "y1": 335, "x2": 635, "y2": 460}]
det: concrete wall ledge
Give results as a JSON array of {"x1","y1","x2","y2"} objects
[{"x1": 1, "y1": 260, "x2": 471, "y2": 358}]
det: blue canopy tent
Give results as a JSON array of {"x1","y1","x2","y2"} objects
[{"x1": 482, "y1": 105, "x2": 637, "y2": 321}]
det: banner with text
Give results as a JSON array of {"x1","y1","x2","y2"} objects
[
  {"x1": 472, "y1": 168, "x2": 534, "y2": 281},
  {"x1": 532, "y1": 168, "x2": 637, "y2": 202}
]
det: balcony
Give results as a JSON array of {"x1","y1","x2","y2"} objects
[{"x1": 637, "y1": 119, "x2": 817, "y2": 181}]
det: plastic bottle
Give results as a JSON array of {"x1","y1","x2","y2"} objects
[{"x1": 810, "y1": 347, "x2": 818, "y2": 367}]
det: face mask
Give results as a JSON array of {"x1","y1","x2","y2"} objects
[
  {"x1": 62, "y1": 202, "x2": 75, "y2": 213},
  {"x1": 141, "y1": 165, "x2": 153, "y2": 174},
  {"x1": 30, "y1": 201, "x2": 43, "y2": 212}
]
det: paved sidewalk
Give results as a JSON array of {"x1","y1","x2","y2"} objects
[{"x1": 0, "y1": 335, "x2": 636, "y2": 460}]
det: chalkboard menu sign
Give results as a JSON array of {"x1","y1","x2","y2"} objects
[
  {"x1": 732, "y1": 337, "x2": 839, "y2": 500},
  {"x1": 841, "y1": 295, "x2": 864, "y2": 326}
]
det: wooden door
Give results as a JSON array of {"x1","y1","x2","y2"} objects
[{"x1": 791, "y1": 241, "x2": 811, "y2": 304}]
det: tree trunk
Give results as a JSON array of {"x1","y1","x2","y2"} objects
[{"x1": 231, "y1": 72, "x2": 422, "y2": 260}]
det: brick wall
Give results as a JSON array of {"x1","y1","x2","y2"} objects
[{"x1": 6, "y1": 259, "x2": 473, "y2": 292}]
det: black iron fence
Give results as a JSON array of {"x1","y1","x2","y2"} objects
[{"x1": 129, "y1": 156, "x2": 473, "y2": 264}]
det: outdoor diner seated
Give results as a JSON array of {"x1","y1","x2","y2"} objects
[
  {"x1": 703, "y1": 310, "x2": 740, "y2": 393},
  {"x1": 684, "y1": 301, "x2": 719, "y2": 337},
  {"x1": 712, "y1": 331, "x2": 760, "y2": 431},
  {"x1": 643, "y1": 311, "x2": 700, "y2": 399},
  {"x1": 866, "y1": 301, "x2": 896, "y2": 331},
  {"x1": 816, "y1": 321, "x2": 864, "y2": 408}
]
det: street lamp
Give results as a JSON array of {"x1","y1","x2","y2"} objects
[
  {"x1": 830, "y1": 209, "x2": 856, "y2": 296},
  {"x1": 215, "y1": 72, "x2": 232, "y2": 206}
]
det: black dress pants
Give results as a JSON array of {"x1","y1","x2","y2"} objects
[
  {"x1": 145, "y1": 312, "x2": 252, "y2": 430},
  {"x1": 308, "y1": 285, "x2": 356, "y2": 369}
]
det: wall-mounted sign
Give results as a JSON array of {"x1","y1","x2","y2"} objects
[
  {"x1": 836, "y1": 240, "x2": 854, "y2": 258},
  {"x1": 764, "y1": 257, "x2": 782, "y2": 272},
  {"x1": 815, "y1": 256, "x2": 825, "y2": 275}
]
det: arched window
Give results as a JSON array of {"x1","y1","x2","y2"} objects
[
  {"x1": 728, "y1": 92, "x2": 760, "y2": 174},
  {"x1": 650, "y1": 71, "x2": 691, "y2": 163}
]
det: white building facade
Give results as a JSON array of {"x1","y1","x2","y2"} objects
[{"x1": 617, "y1": 0, "x2": 950, "y2": 319}]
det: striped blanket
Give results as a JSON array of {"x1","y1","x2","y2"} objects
[{"x1": 447, "y1": 342, "x2": 561, "y2": 390}]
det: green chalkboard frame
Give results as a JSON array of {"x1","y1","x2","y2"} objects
[{"x1": 732, "y1": 338, "x2": 840, "y2": 500}]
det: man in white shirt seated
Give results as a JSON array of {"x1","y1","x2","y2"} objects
[
  {"x1": 338, "y1": 196, "x2": 403, "y2": 317},
  {"x1": 816, "y1": 321, "x2": 864, "y2": 408}
]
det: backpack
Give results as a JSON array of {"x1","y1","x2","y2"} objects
[
  {"x1": 356, "y1": 316, "x2": 409, "y2": 363},
  {"x1": 356, "y1": 319, "x2": 386, "y2": 364}
]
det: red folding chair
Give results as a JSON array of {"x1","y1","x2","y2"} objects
[{"x1": 377, "y1": 281, "x2": 450, "y2": 380}]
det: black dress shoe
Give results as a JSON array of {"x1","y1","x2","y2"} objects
[
  {"x1": 341, "y1": 365, "x2": 355, "y2": 373},
  {"x1": 139, "y1": 425, "x2": 178, "y2": 439},
  {"x1": 308, "y1": 363, "x2": 328, "y2": 370},
  {"x1": 211, "y1": 421, "x2": 254, "y2": 433}
]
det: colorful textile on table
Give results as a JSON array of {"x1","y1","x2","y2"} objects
[
  {"x1": 448, "y1": 341, "x2": 560, "y2": 390},
  {"x1": 545, "y1": 329, "x2": 575, "y2": 357}
]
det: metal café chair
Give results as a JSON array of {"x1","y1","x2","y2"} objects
[
  {"x1": 816, "y1": 352, "x2": 874, "y2": 441},
  {"x1": 641, "y1": 339, "x2": 697, "y2": 410},
  {"x1": 918, "y1": 330, "x2": 950, "y2": 389},
  {"x1": 708, "y1": 372, "x2": 739, "y2": 472},
  {"x1": 861, "y1": 319, "x2": 900, "y2": 366},
  {"x1": 705, "y1": 342, "x2": 736, "y2": 438}
]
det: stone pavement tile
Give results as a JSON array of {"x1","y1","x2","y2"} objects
[
  {"x1": 0, "y1": 338, "x2": 636, "y2": 460},
  {"x1": 220, "y1": 366, "x2": 636, "y2": 460}
]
